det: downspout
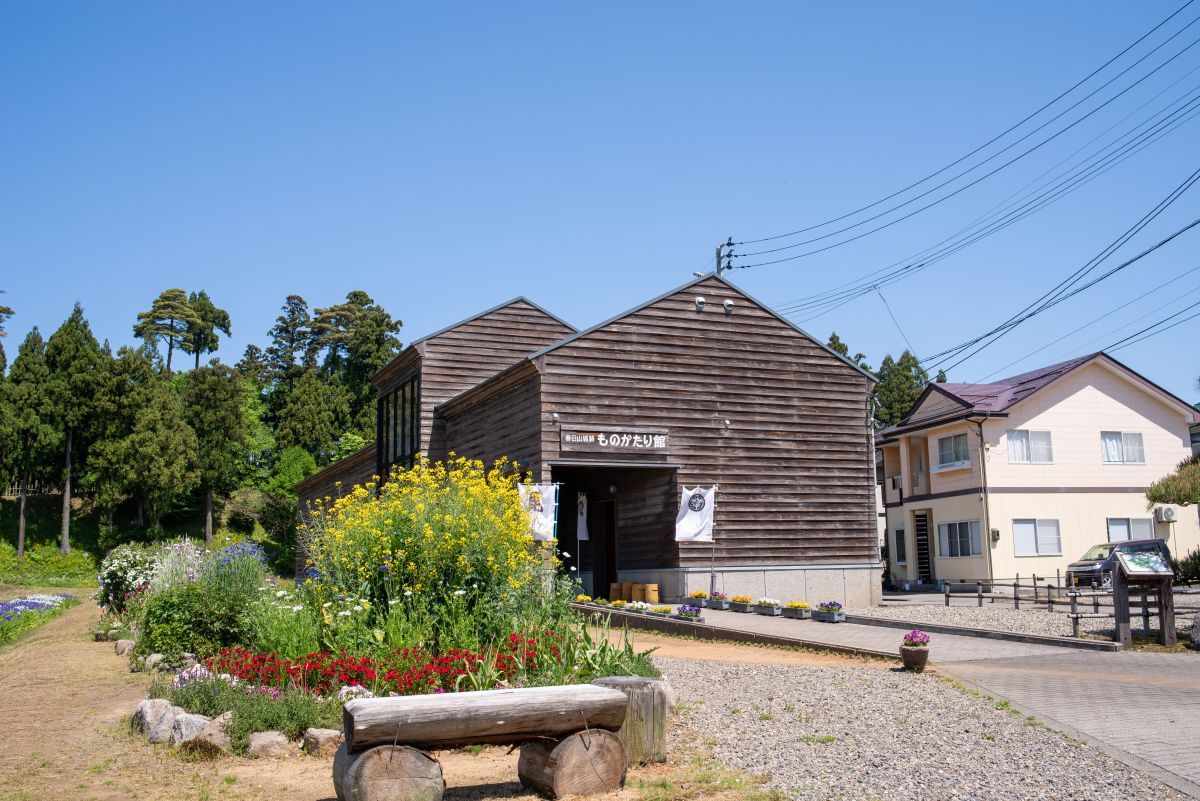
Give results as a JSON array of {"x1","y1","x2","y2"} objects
[{"x1": 970, "y1": 416, "x2": 996, "y2": 582}]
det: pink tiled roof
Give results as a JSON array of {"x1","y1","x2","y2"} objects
[{"x1": 933, "y1": 353, "x2": 1099, "y2": 414}]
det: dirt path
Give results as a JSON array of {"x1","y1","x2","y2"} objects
[{"x1": 0, "y1": 598, "x2": 870, "y2": 801}]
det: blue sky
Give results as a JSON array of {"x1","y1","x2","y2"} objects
[{"x1": 2, "y1": 2, "x2": 1197, "y2": 400}]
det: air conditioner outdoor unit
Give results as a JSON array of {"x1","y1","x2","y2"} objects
[{"x1": 1155, "y1": 506, "x2": 1179, "y2": 523}]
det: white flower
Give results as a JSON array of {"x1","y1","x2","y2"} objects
[
  {"x1": 323, "y1": 602, "x2": 332, "y2": 608},
  {"x1": 257, "y1": 587, "x2": 268, "y2": 592},
  {"x1": 453, "y1": 590, "x2": 466, "y2": 596},
  {"x1": 569, "y1": 566, "x2": 577, "y2": 572},
  {"x1": 275, "y1": 590, "x2": 287, "y2": 598},
  {"x1": 338, "y1": 610, "x2": 351, "y2": 617},
  {"x1": 291, "y1": 605, "x2": 303, "y2": 612},
  {"x1": 561, "y1": 551, "x2": 571, "y2": 559},
  {"x1": 404, "y1": 590, "x2": 412, "y2": 597}
]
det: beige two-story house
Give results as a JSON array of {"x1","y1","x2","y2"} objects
[{"x1": 878, "y1": 353, "x2": 1199, "y2": 587}]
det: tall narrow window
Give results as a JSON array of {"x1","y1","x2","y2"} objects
[{"x1": 894, "y1": 529, "x2": 907, "y2": 564}]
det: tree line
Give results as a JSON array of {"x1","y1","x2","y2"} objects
[
  {"x1": 0, "y1": 288, "x2": 401, "y2": 559},
  {"x1": 825, "y1": 331, "x2": 940, "y2": 428}
]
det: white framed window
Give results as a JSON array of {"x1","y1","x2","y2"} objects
[
  {"x1": 894, "y1": 529, "x2": 907, "y2": 564},
  {"x1": 1101, "y1": 431, "x2": 1145, "y2": 464},
  {"x1": 1106, "y1": 517, "x2": 1154, "y2": 542},
  {"x1": 934, "y1": 433, "x2": 970, "y2": 470},
  {"x1": 1008, "y1": 430, "x2": 1054, "y2": 464},
  {"x1": 1013, "y1": 519, "x2": 1062, "y2": 556},
  {"x1": 937, "y1": 520, "x2": 982, "y2": 557}
]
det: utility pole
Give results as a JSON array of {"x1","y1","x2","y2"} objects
[{"x1": 715, "y1": 237, "x2": 734, "y2": 274}]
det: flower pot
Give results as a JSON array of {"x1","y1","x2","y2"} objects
[
  {"x1": 730, "y1": 602, "x2": 753, "y2": 613},
  {"x1": 753, "y1": 605, "x2": 782, "y2": 616},
  {"x1": 812, "y1": 610, "x2": 845, "y2": 623},
  {"x1": 672, "y1": 615, "x2": 703, "y2": 624},
  {"x1": 782, "y1": 607, "x2": 810, "y2": 619},
  {"x1": 900, "y1": 645, "x2": 929, "y2": 672},
  {"x1": 706, "y1": 599, "x2": 730, "y2": 611}
]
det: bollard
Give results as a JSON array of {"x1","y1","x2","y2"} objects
[
  {"x1": 944, "y1": 585, "x2": 951, "y2": 607},
  {"x1": 1033, "y1": 575, "x2": 1039, "y2": 603},
  {"x1": 1047, "y1": 584, "x2": 1054, "y2": 613},
  {"x1": 977, "y1": 582, "x2": 983, "y2": 607},
  {"x1": 1013, "y1": 581, "x2": 1020, "y2": 611},
  {"x1": 1070, "y1": 592, "x2": 1080, "y2": 637},
  {"x1": 1093, "y1": 587, "x2": 1100, "y2": 615}
]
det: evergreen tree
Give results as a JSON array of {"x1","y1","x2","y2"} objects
[
  {"x1": 236, "y1": 344, "x2": 271, "y2": 392},
  {"x1": 0, "y1": 329, "x2": 58, "y2": 557},
  {"x1": 45, "y1": 304, "x2": 105, "y2": 553},
  {"x1": 181, "y1": 290, "x2": 232, "y2": 369},
  {"x1": 935, "y1": 368, "x2": 947, "y2": 383},
  {"x1": 265, "y1": 295, "x2": 316, "y2": 421},
  {"x1": 315, "y1": 291, "x2": 402, "y2": 436},
  {"x1": 89, "y1": 347, "x2": 158, "y2": 525},
  {"x1": 0, "y1": 290, "x2": 12, "y2": 374},
  {"x1": 274, "y1": 368, "x2": 345, "y2": 464},
  {"x1": 184, "y1": 365, "x2": 246, "y2": 544},
  {"x1": 873, "y1": 351, "x2": 930, "y2": 428},
  {"x1": 133, "y1": 288, "x2": 199, "y2": 372},
  {"x1": 825, "y1": 331, "x2": 871, "y2": 372},
  {"x1": 240, "y1": 377, "x2": 275, "y2": 486},
  {"x1": 123, "y1": 378, "x2": 198, "y2": 530}
]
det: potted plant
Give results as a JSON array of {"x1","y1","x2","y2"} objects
[
  {"x1": 782, "y1": 601, "x2": 810, "y2": 619},
  {"x1": 688, "y1": 590, "x2": 709, "y2": 607},
  {"x1": 811, "y1": 601, "x2": 845, "y2": 623},
  {"x1": 593, "y1": 598, "x2": 610, "y2": 606},
  {"x1": 674, "y1": 604, "x2": 703, "y2": 622},
  {"x1": 753, "y1": 597, "x2": 782, "y2": 616},
  {"x1": 626, "y1": 601, "x2": 652, "y2": 614},
  {"x1": 706, "y1": 591, "x2": 730, "y2": 611},
  {"x1": 900, "y1": 629, "x2": 931, "y2": 672},
  {"x1": 730, "y1": 595, "x2": 753, "y2": 613},
  {"x1": 576, "y1": 593, "x2": 593, "y2": 604},
  {"x1": 610, "y1": 599, "x2": 628, "y2": 610},
  {"x1": 651, "y1": 605, "x2": 672, "y2": 617}
]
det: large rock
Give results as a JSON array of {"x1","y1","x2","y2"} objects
[
  {"x1": 115, "y1": 640, "x2": 135, "y2": 656},
  {"x1": 171, "y1": 712, "x2": 212, "y2": 745},
  {"x1": 248, "y1": 731, "x2": 299, "y2": 759},
  {"x1": 302, "y1": 727, "x2": 343, "y2": 757},
  {"x1": 181, "y1": 711, "x2": 234, "y2": 755},
  {"x1": 143, "y1": 653, "x2": 165, "y2": 673},
  {"x1": 133, "y1": 699, "x2": 185, "y2": 743}
]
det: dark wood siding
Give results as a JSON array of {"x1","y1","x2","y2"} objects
[
  {"x1": 538, "y1": 276, "x2": 876, "y2": 569},
  {"x1": 417, "y1": 301, "x2": 573, "y2": 459},
  {"x1": 440, "y1": 365, "x2": 543, "y2": 472}
]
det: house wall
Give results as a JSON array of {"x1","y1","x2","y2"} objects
[{"x1": 536, "y1": 275, "x2": 881, "y2": 605}]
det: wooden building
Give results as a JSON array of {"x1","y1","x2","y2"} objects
[{"x1": 297, "y1": 273, "x2": 882, "y2": 605}]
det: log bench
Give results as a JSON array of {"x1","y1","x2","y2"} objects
[{"x1": 333, "y1": 683, "x2": 640, "y2": 801}]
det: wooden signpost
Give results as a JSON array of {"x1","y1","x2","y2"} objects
[{"x1": 1111, "y1": 550, "x2": 1176, "y2": 649}]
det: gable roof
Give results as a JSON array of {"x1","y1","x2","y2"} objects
[
  {"x1": 882, "y1": 352, "x2": 1197, "y2": 438},
  {"x1": 528, "y1": 271, "x2": 877, "y2": 382}
]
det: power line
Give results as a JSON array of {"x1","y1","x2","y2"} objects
[
  {"x1": 1105, "y1": 299, "x2": 1200, "y2": 351},
  {"x1": 873, "y1": 285, "x2": 915, "y2": 353},
  {"x1": 732, "y1": 27, "x2": 1200, "y2": 268},
  {"x1": 735, "y1": 0, "x2": 1198, "y2": 247}
]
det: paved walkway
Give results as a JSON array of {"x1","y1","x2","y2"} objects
[{"x1": 695, "y1": 609, "x2": 1200, "y2": 797}]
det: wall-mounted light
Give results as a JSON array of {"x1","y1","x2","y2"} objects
[
  {"x1": 723, "y1": 299, "x2": 735, "y2": 314},
  {"x1": 552, "y1": 412, "x2": 559, "y2": 423},
  {"x1": 694, "y1": 296, "x2": 706, "y2": 311}
]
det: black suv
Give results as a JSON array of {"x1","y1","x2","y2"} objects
[{"x1": 1065, "y1": 539, "x2": 1172, "y2": 587}]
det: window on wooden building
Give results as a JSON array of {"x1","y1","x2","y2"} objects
[{"x1": 380, "y1": 374, "x2": 421, "y2": 475}]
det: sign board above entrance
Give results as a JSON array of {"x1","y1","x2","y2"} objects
[{"x1": 560, "y1": 426, "x2": 669, "y2": 455}]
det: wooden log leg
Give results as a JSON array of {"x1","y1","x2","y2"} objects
[
  {"x1": 1158, "y1": 579, "x2": 1177, "y2": 647},
  {"x1": 592, "y1": 676, "x2": 675, "y2": 765},
  {"x1": 518, "y1": 730, "x2": 626, "y2": 799},
  {"x1": 335, "y1": 744, "x2": 444, "y2": 801}
]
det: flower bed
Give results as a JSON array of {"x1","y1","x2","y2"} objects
[{"x1": 0, "y1": 593, "x2": 80, "y2": 645}]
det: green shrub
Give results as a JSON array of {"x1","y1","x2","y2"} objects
[
  {"x1": 199, "y1": 542, "x2": 267, "y2": 605},
  {"x1": 0, "y1": 541, "x2": 97, "y2": 587},
  {"x1": 243, "y1": 586, "x2": 321, "y2": 657},
  {"x1": 137, "y1": 584, "x2": 249, "y2": 658},
  {"x1": 1174, "y1": 548, "x2": 1200, "y2": 585},
  {"x1": 97, "y1": 543, "x2": 157, "y2": 613},
  {"x1": 149, "y1": 675, "x2": 339, "y2": 753}
]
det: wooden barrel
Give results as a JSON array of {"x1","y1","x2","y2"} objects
[
  {"x1": 645, "y1": 584, "x2": 659, "y2": 604},
  {"x1": 631, "y1": 584, "x2": 646, "y2": 602},
  {"x1": 609, "y1": 583, "x2": 622, "y2": 602},
  {"x1": 620, "y1": 582, "x2": 633, "y2": 601}
]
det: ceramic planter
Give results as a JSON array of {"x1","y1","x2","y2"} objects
[
  {"x1": 782, "y1": 607, "x2": 810, "y2": 619},
  {"x1": 706, "y1": 599, "x2": 730, "y2": 611},
  {"x1": 811, "y1": 610, "x2": 846, "y2": 623},
  {"x1": 753, "y1": 605, "x2": 782, "y2": 616},
  {"x1": 900, "y1": 645, "x2": 930, "y2": 672},
  {"x1": 730, "y1": 602, "x2": 753, "y2": 613}
]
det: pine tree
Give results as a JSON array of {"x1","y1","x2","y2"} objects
[
  {"x1": 873, "y1": 350, "x2": 930, "y2": 428},
  {"x1": 0, "y1": 329, "x2": 58, "y2": 557},
  {"x1": 265, "y1": 295, "x2": 316, "y2": 422},
  {"x1": 121, "y1": 378, "x2": 198, "y2": 530},
  {"x1": 89, "y1": 347, "x2": 158, "y2": 524},
  {"x1": 935, "y1": 368, "x2": 947, "y2": 383},
  {"x1": 0, "y1": 291, "x2": 13, "y2": 374},
  {"x1": 825, "y1": 332, "x2": 872, "y2": 372},
  {"x1": 274, "y1": 368, "x2": 345, "y2": 464},
  {"x1": 133, "y1": 289, "x2": 200, "y2": 372},
  {"x1": 315, "y1": 291, "x2": 402, "y2": 436},
  {"x1": 237, "y1": 344, "x2": 271, "y2": 392},
  {"x1": 184, "y1": 365, "x2": 246, "y2": 544},
  {"x1": 44, "y1": 304, "x2": 105, "y2": 553},
  {"x1": 181, "y1": 290, "x2": 232, "y2": 369}
]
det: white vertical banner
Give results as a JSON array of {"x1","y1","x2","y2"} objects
[
  {"x1": 576, "y1": 492, "x2": 589, "y2": 541},
  {"x1": 519, "y1": 483, "x2": 559, "y2": 542},
  {"x1": 675, "y1": 486, "x2": 716, "y2": 543}
]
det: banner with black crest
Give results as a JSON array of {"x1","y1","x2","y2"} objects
[{"x1": 674, "y1": 486, "x2": 716, "y2": 543}]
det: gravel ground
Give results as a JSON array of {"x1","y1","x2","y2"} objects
[
  {"x1": 656, "y1": 655, "x2": 1185, "y2": 801},
  {"x1": 846, "y1": 602, "x2": 1199, "y2": 640}
]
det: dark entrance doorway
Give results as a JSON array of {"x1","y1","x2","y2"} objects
[
  {"x1": 914, "y1": 511, "x2": 933, "y2": 583},
  {"x1": 549, "y1": 463, "x2": 677, "y2": 598}
]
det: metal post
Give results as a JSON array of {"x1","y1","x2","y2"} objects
[
  {"x1": 1093, "y1": 589, "x2": 1100, "y2": 615},
  {"x1": 977, "y1": 582, "x2": 983, "y2": 608},
  {"x1": 944, "y1": 584, "x2": 951, "y2": 607},
  {"x1": 1033, "y1": 574, "x2": 1039, "y2": 603},
  {"x1": 1056, "y1": 569, "x2": 1061, "y2": 588},
  {"x1": 1013, "y1": 581, "x2": 1020, "y2": 611},
  {"x1": 1047, "y1": 584, "x2": 1054, "y2": 613},
  {"x1": 1070, "y1": 592, "x2": 1080, "y2": 637}
]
